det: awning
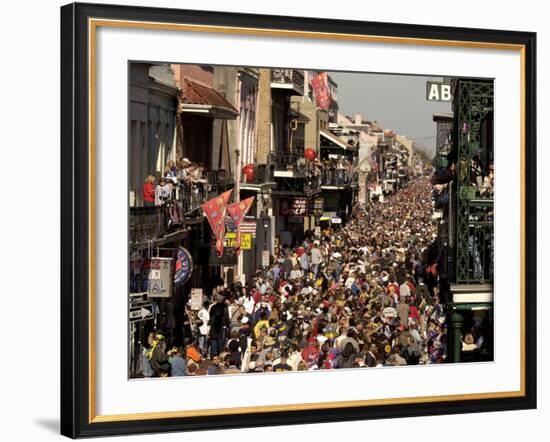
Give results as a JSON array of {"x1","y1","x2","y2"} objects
[
  {"x1": 178, "y1": 80, "x2": 239, "y2": 119},
  {"x1": 320, "y1": 130, "x2": 347, "y2": 150}
]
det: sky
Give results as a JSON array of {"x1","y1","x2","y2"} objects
[{"x1": 328, "y1": 72, "x2": 452, "y2": 156}]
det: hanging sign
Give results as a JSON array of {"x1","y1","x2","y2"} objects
[
  {"x1": 147, "y1": 257, "x2": 173, "y2": 298},
  {"x1": 190, "y1": 288, "x2": 203, "y2": 310},
  {"x1": 174, "y1": 246, "x2": 193, "y2": 288}
]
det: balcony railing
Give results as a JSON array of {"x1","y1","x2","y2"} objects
[
  {"x1": 130, "y1": 206, "x2": 168, "y2": 246},
  {"x1": 320, "y1": 169, "x2": 358, "y2": 187},
  {"x1": 270, "y1": 69, "x2": 305, "y2": 95},
  {"x1": 455, "y1": 199, "x2": 494, "y2": 284},
  {"x1": 269, "y1": 151, "x2": 307, "y2": 177},
  {"x1": 268, "y1": 151, "x2": 322, "y2": 195}
]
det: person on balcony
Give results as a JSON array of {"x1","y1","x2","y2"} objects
[
  {"x1": 164, "y1": 159, "x2": 177, "y2": 178},
  {"x1": 142, "y1": 174, "x2": 156, "y2": 207}
]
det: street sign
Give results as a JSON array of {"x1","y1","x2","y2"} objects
[
  {"x1": 129, "y1": 304, "x2": 154, "y2": 322},
  {"x1": 129, "y1": 292, "x2": 149, "y2": 308},
  {"x1": 426, "y1": 81, "x2": 452, "y2": 102},
  {"x1": 190, "y1": 288, "x2": 203, "y2": 310}
]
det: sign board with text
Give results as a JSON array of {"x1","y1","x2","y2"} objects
[
  {"x1": 129, "y1": 304, "x2": 154, "y2": 322},
  {"x1": 147, "y1": 257, "x2": 173, "y2": 298},
  {"x1": 279, "y1": 197, "x2": 308, "y2": 216},
  {"x1": 190, "y1": 288, "x2": 203, "y2": 310},
  {"x1": 426, "y1": 81, "x2": 452, "y2": 102},
  {"x1": 224, "y1": 232, "x2": 252, "y2": 250}
]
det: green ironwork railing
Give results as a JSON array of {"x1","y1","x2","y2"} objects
[{"x1": 454, "y1": 80, "x2": 494, "y2": 284}]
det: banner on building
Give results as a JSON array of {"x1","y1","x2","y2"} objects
[
  {"x1": 280, "y1": 197, "x2": 308, "y2": 216},
  {"x1": 225, "y1": 196, "x2": 255, "y2": 254},
  {"x1": 202, "y1": 189, "x2": 233, "y2": 256},
  {"x1": 147, "y1": 257, "x2": 173, "y2": 298},
  {"x1": 310, "y1": 72, "x2": 331, "y2": 110}
]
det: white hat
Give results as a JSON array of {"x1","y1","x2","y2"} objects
[
  {"x1": 241, "y1": 316, "x2": 249, "y2": 324},
  {"x1": 182, "y1": 157, "x2": 191, "y2": 164}
]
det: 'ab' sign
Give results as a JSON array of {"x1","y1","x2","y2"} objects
[{"x1": 426, "y1": 81, "x2": 452, "y2": 102}]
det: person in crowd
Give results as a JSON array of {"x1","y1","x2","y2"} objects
[
  {"x1": 168, "y1": 347, "x2": 187, "y2": 376},
  {"x1": 142, "y1": 174, "x2": 156, "y2": 207},
  {"x1": 208, "y1": 294, "x2": 229, "y2": 358},
  {"x1": 149, "y1": 333, "x2": 170, "y2": 377},
  {"x1": 141, "y1": 331, "x2": 155, "y2": 378},
  {"x1": 197, "y1": 301, "x2": 210, "y2": 357}
]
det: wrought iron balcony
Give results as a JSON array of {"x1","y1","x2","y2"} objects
[
  {"x1": 454, "y1": 198, "x2": 494, "y2": 284},
  {"x1": 269, "y1": 151, "x2": 307, "y2": 178},
  {"x1": 130, "y1": 206, "x2": 168, "y2": 246},
  {"x1": 270, "y1": 69, "x2": 305, "y2": 95},
  {"x1": 320, "y1": 169, "x2": 358, "y2": 188},
  {"x1": 452, "y1": 78, "x2": 494, "y2": 285},
  {"x1": 267, "y1": 151, "x2": 323, "y2": 196}
]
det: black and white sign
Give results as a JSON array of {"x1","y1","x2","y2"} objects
[
  {"x1": 426, "y1": 81, "x2": 452, "y2": 102},
  {"x1": 129, "y1": 304, "x2": 154, "y2": 322}
]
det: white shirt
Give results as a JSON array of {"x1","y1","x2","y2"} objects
[
  {"x1": 399, "y1": 283, "x2": 411, "y2": 298},
  {"x1": 288, "y1": 351, "x2": 304, "y2": 371},
  {"x1": 240, "y1": 296, "x2": 255, "y2": 315},
  {"x1": 197, "y1": 308, "x2": 210, "y2": 336},
  {"x1": 311, "y1": 248, "x2": 322, "y2": 265}
]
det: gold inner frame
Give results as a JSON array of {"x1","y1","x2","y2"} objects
[{"x1": 87, "y1": 18, "x2": 527, "y2": 424}]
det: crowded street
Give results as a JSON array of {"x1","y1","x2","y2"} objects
[
  {"x1": 128, "y1": 65, "x2": 494, "y2": 378},
  {"x1": 141, "y1": 175, "x2": 450, "y2": 377}
]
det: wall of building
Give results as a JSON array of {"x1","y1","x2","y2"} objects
[
  {"x1": 171, "y1": 64, "x2": 214, "y2": 89},
  {"x1": 255, "y1": 69, "x2": 272, "y2": 164},
  {"x1": 129, "y1": 63, "x2": 178, "y2": 206}
]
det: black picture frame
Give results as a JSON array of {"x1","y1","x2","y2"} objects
[{"x1": 61, "y1": 2, "x2": 537, "y2": 438}]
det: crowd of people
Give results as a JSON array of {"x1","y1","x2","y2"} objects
[{"x1": 140, "y1": 176, "x2": 451, "y2": 378}]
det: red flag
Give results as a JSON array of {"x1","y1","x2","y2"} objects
[
  {"x1": 310, "y1": 72, "x2": 331, "y2": 110},
  {"x1": 202, "y1": 189, "x2": 233, "y2": 256},
  {"x1": 226, "y1": 196, "x2": 255, "y2": 254}
]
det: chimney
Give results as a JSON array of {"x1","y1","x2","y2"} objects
[{"x1": 354, "y1": 113, "x2": 362, "y2": 126}]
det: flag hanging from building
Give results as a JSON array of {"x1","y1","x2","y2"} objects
[
  {"x1": 202, "y1": 189, "x2": 233, "y2": 256},
  {"x1": 225, "y1": 196, "x2": 255, "y2": 254},
  {"x1": 310, "y1": 72, "x2": 331, "y2": 110},
  {"x1": 367, "y1": 153, "x2": 379, "y2": 172}
]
